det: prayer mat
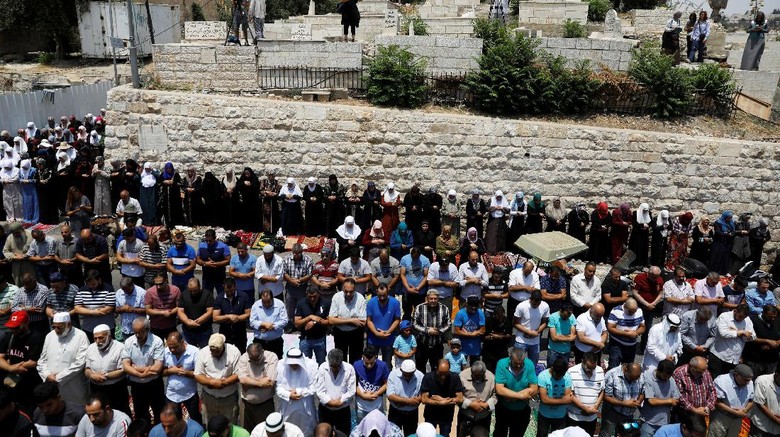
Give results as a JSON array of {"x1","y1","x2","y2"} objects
[
  {"x1": 250, "y1": 233, "x2": 269, "y2": 250},
  {"x1": 29, "y1": 223, "x2": 58, "y2": 234},
  {"x1": 233, "y1": 230, "x2": 257, "y2": 246},
  {"x1": 481, "y1": 252, "x2": 515, "y2": 272},
  {"x1": 143, "y1": 225, "x2": 165, "y2": 237},
  {"x1": 300, "y1": 236, "x2": 325, "y2": 253},
  {"x1": 284, "y1": 235, "x2": 303, "y2": 251}
]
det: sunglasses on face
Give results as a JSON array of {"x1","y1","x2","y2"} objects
[{"x1": 621, "y1": 422, "x2": 640, "y2": 431}]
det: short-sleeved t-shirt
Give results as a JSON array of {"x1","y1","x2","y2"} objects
[
  {"x1": 633, "y1": 273, "x2": 663, "y2": 306},
  {"x1": 445, "y1": 351, "x2": 468, "y2": 374},
  {"x1": 365, "y1": 296, "x2": 401, "y2": 347},
  {"x1": 495, "y1": 357, "x2": 538, "y2": 410},
  {"x1": 641, "y1": 369, "x2": 681, "y2": 426},
  {"x1": 547, "y1": 311, "x2": 576, "y2": 354},
  {"x1": 229, "y1": 253, "x2": 257, "y2": 291},
  {"x1": 33, "y1": 400, "x2": 85, "y2": 437},
  {"x1": 513, "y1": 300, "x2": 550, "y2": 346},
  {"x1": 75, "y1": 284, "x2": 117, "y2": 333},
  {"x1": 167, "y1": 244, "x2": 196, "y2": 279},
  {"x1": 399, "y1": 254, "x2": 431, "y2": 289},
  {"x1": 537, "y1": 369, "x2": 573, "y2": 419},
  {"x1": 420, "y1": 371, "x2": 465, "y2": 418},
  {"x1": 145, "y1": 285, "x2": 182, "y2": 330},
  {"x1": 393, "y1": 334, "x2": 417, "y2": 368},
  {"x1": 453, "y1": 308, "x2": 485, "y2": 356},
  {"x1": 354, "y1": 358, "x2": 390, "y2": 412},
  {"x1": 197, "y1": 241, "x2": 231, "y2": 281},
  {"x1": 0, "y1": 329, "x2": 45, "y2": 394},
  {"x1": 178, "y1": 290, "x2": 214, "y2": 333},
  {"x1": 337, "y1": 258, "x2": 372, "y2": 295},
  {"x1": 370, "y1": 257, "x2": 401, "y2": 294},
  {"x1": 295, "y1": 298, "x2": 331, "y2": 339}
]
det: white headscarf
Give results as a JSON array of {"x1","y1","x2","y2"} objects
[
  {"x1": 490, "y1": 190, "x2": 509, "y2": 218},
  {"x1": 141, "y1": 162, "x2": 157, "y2": 188},
  {"x1": 3, "y1": 146, "x2": 19, "y2": 166},
  {"x1": 223, "y1": 169, "x2": 236, "y2": 191},
  {"x1": 12, "y1": 136, "x2": 27, "y2": 156},
  {"x1": 637, "y1": 203, "x2": 651, "y2": 224},
  {"x1": 56, "y1": 151, "x2": 71, "y2": 170},
  {"x1": 25, "y1": 122, "x2": 36, "y2": 139},
  {"x1": 656, "y1": 210, "x2": 670, "y2": 237},
  {"x1": 89, "y1": 130, "x2": 101, "y2": 146},
  {"x1": 336, "y1": 216, "x2": 362, "y2": 240},
  {"x1": 383, "y1": 182, "x2": 399, "y2": 203},
  {"x1": 0, "y1": 159, "x2": 18, "y2": 181},
  {"x1": 279, "y1": 178, "x2": 302, "y2": 198}
]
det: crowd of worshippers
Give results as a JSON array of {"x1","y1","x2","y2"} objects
[{"x1": 0, "y1": 222, "x2": 779, "y2": 437}]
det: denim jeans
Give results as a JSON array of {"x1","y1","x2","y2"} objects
[
  {"x1": 514, "y1": 342, "x2": 539, "y2": 366},
  {"x1": 689, "y1": 39, "x2": 705, "y2": 62},
  {"x1": 607, "y1": 341, "x2": 637, "y2": 369},
  {"x1": 300, "y1": 336, "x2": 327, "y2": 364},
  {"x1": 546, "y1": 349, "x2": 570, "y2": 368},
  {"x1": 183, "y1": 330, "x2": 212, "y2": 349},
  {"x1": 640, "y1": 422, "x2": 660, "y2": 437}
]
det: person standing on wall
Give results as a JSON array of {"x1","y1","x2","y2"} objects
[
  {"x1": 338, "y1": 0, "x2": 360, "y2": 42},
  {"x1": 248, "y1": 0, "x2": 266, "y2": 42}
]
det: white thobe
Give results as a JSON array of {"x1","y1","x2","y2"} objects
[
  {"x1": 37, "y1": 327, "x2": 90, "y2": 405},
  {"x1": 275, "y1": 357, "x2": 319, "y2": 435},
  {"x1": 1, "y1": 168, "x2": 22, "y2": 221},
  {"x1": 641, "y1": 320, "x2": 682, "y2": 372}
]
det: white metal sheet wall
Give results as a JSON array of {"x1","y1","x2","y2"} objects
[{"x1": 0, "y1": 81, "x2": 114, "y2": 133}]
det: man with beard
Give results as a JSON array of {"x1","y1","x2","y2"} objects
[
  {"x1": 37, "y1": 313, "x2": 90, "y2": 406},
  {"x1": 84, "y1": 325, "x2": 129, "y2": 416}
]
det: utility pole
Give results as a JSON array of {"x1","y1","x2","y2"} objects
[
  {"x1": 126, "y1": 0, "x2": 141, "y2": 88},
  {"x1": 108, "y1": 0, "x2": 119, "y2": 86}
]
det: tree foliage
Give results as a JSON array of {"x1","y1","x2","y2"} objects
[{"x1": 366, "y1": 45, "x2": 428, "y2": 109}]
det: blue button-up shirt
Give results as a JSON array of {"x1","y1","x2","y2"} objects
[
  {"x1": 115, "y1": 286, "x2": 146, "y2": 335},
  {"x1": 745, "y1": 289, "x2": 776, "y2": 315},
  {"x1": 249, "y1": 298, "x2": 287, "y2": 341},
  {"x1": 163, "y1": 343, "x2": 199, "y2": 402},
  {"x1": 121, "y1": 333, "x2": 165, "y2": 383},
  {"x1": 387, "y1": 367, "x2": 424, "y2": 411},
  {"x1": 714, "y1": 373, "x2": 754, "y2": 410}
]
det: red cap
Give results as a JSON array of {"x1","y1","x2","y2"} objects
[{"x1": 5, "y1": 311, "x2": 28, "y2": 328}]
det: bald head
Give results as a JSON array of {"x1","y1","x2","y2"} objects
[
  {"x1": 624, "y1": 362, "x2": 642, "y2": 381},
  {"x1": 590, "y1": 303, "x2": 605, "y2": 323},
  {"x1": 690, "y1": 356, "x2": 707, "y2": 371},
  {"x1": 80, "y1": 229, "x2": 92, "y2": 240},
  {"x1": 314, "y1": 423, "x2": 334, "y2": 437},
  {"x1": 624, "y1": 297, "x2": 638, "y2": 313}
]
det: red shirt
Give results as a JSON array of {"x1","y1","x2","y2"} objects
[
  {"x1": 313, "y1": 260, "x2": 339, "y2": 297},
  {"x1": 633, "y1": 272, "x2": 663, "y2": 305},
  {"x1": 145, "y1": 284, "x2": 181, "y2": 330}
]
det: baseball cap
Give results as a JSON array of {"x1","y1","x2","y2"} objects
[
  {"x1": 5, "y1": 311, "x2": 28, "y2": 328},
  {"x1": 208, "y1": 333, "x2": 226, "y2": 348},
  {"x1": 400, "y1": 320, "x2": 412, "y2": 330},
  {"x1": 734, "y1": 364, "x2": 754, "y2": 379},
  {"x1": 450, "y1": 338, "x2": 462, "y2": 347}
]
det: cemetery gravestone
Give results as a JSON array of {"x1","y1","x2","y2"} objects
[
  {"x1": 291, "y1": 23, "x2": 313, "y2": 40},
  {"x1": 184, "y1": 21, "x2": 228, "y2": 40},
  {"x1": 604, "y1": 9, "x2": 622, "y2": 38}
]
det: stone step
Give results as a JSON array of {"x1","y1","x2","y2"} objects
[{"x1": 301, "y1": 89, "x2": 332, "y2": 101}]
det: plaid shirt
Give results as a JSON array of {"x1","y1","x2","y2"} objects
[
  {"x1": 604, "y1": 366, "x2": 644, "y2": 417},
  {"x1": 11, "y1": 283, "x2": 50, "y2": 323},
  {"x1": 283, "y1": 254, "x2": 314, "y2": 279},
  {"x1": 672, "y1": 364, "x2": 716, "y2": 413},
  {"x1": 412, "y1": 302, "x2": 451, "y2": 348}
]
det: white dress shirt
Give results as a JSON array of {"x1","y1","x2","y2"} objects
[
  {"x1": 570, "y1": 273, "x2": 602, "y2": 308},
  {"x1": 328, "y1": 291, "x2": 367, "y2": 332},
  {"x1": 315, "y1": 361, "x2": 356, "y2": 410},
  {"x1": 711, "y1": 311, "x2": 755, "y2": 365},
  {"x1": 458, "y1": 262, "x2": 489, "y2": 300},
  {"x1": 255, "y1": 254, "x2": 285, "y2": 297}
]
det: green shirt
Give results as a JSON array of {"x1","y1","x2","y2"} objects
[
  {"x1": 202, "y1": 425, "x2": 250, "y2": 437},
  {"x1": 494, "y1": 357, "x2": 538, "y2": 410}
]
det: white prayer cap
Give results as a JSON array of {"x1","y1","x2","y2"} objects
[
  {"x1": 550, "y1": 427, "x2": 592, "y2": 437},
  {"x1": 416, "y1": 423, "x2": 437, "y2": 437},
  {"x1": 447, "y1": 189, "x2": 456, "y2": 197},
  {"x1": 264, "y1": 412, "x2": 284, "y2": 433},
  {"x1": 286, "y1": 177, "x2": 294, "y2": 184},
  {"x1": 495, "y1": 190, "x2": 504, "y2": 198},
  {"x1": 262, "y1": 245, "x2": 274, "y2": 254},
  {"x1": 307, "y1": 177, "x2": 315, "y2": 183},
  {"x1": 345, "y1": 216, "x2": 355, "y2": 225},
  {"x1": 387, "y1": 182, "x2": 395, "y2": 190},
  {"x1": 52, "y1": 312, "x2": 71, "y2": 323},
  {"x1": 93, "y1": 324, "x2": 111, "y2": 334},
  {"x1": 400, "y1": 359, "x2": 416, "y2": 373},
  {"x1": 144, "y1": 162, "x2": 153, "y2": 169}
]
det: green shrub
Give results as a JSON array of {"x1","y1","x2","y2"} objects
[
  {"x1": 563, "y1": 19, "x2": 587, "y2": 38},
  {"x1": 690, "y1": 63, "x2": 737, "y2": 108},
  {"x1": 587, "y1": 0, "x2": 610, "y2": 22},
  {"x1": 37, "y1": 52, "x2": 55, "y2": 65},
  {"x1": 629, "y1": 43, "x2": 693, "y2": 118},
  {"x1": 473, "y1": 17, "x2": 510, "y2": 52},
  {"x1": 464, "y1": 33, "x2": 541, "y2": 115},
  {"x1": 366, "y1": 45, "x2": 428, "y2": 108},
  {"x1": 400, "y1": 15, "x2": 429, "y2": 35},
  {"x1": 190, "y1": 2, "x2": 206, "y2": 21}
]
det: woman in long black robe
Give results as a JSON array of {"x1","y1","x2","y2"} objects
[
  {"x1": 525, "y1": 192, "x2": 545, "y2": 234},
  {"x1": 221, "y1": 169, "x2": 239, "y2": 230},
  {"x1": 587, "y1": 201, "x2": 611, "y2": 263},
  {"x1": 689, "y1": 217, "x2": 714, "y2": 265},
  {"x1": 182, "y1": 166, "x2": 203, "y2": 226},
  {"x1": 361, "y1": 182, "x2": 382, "y2": 231},
  {"x1": 567, "y1": 204, "x2": 589, "y2": 244},
  {"x1": 238, "y1": 168, "x2": 262, "y2": 232},
  {"x1": 303, "y1": 179, "x2": 325, "y2": 236},
  {"x1": 158, "y1": 162, "x2": 184, "y2": 227},
  {"x1": 709, "y1": 211, "x2": 735, "y2": 275},
  {"x1": 35, "y1": 158, "x2": 58, "y2": 224},
  {"x1": 628, "y1": 203, "x2": 652, "y2": 267},
  {"x1": 200, "y1": 172, "x2": 222, "y2": 227},
  {"x1": 466, "y1": 191, "x2": 487, "y2": 239}
]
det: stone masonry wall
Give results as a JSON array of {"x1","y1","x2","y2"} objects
[
  {"x1": 375, "y1": 35, "x2": 482, "y2": 75},
  {"x1": 519, "y1": 0, "x2": 588, "y2": 25},
  {"x1": 539, "y1": 37, "x2": 634, "y2": 71},
  {"x1": 105, "y1": 85, "x2": 780, "y2": 261},
  {"x1": 152, "y1": 44, "x2": 257, "y2": 91}
]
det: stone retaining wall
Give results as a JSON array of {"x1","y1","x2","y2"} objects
[
  {"x1": 105, "y1": 85, "x2": 780, "y2": 261},
  {"x1": 539, "y1": 37, "x2": 635, "y2": 71},
  {"x1": 519, "y1": 0, "x2": 588, "y2": 25},
  {"x1": 375, "y1": 35, "x2": 482, "y2": 74},
  {"x1": 152, "y1": 44, "x2": 257, "y2": 91}
]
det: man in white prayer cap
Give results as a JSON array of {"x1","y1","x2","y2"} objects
[
  {"x1": 275, "y1": 347, "x2": 318, "y2": 435},
  {"x1": 36, "y1": 312, "x2": 90, "y2": 405},
  {"x1": 84, "y1": 323, "x2": 130, "y2": 415}
]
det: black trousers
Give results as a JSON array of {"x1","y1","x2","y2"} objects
[
  {"x1": 318, "y1": 405, "x2": 351, "y2": 435},
  {"x1": 457, "y1": 411, "x2": 491, "y2": 437},
  {"x1": 333, "y1": 327, "x2": 364, "y2": 365},
  {"x1": 129, "y1": 377, "x2": 165, "y2": 424},
  {"x1": 254, "y1": 337, "x2": 284, "y2": 360},
  {"x1": 708, "y1": 352, "x2": 736, "y2": 378},
  {"x1": 494, "y1": 403, "x2": 531, "y2": 437},
  {"x1": 388, "y1": 405, "x2": 419, "y2": 436},
  {"x1": 90, "y1": 380, "x2": 130, "y2": 417},
  {"x1": 567, "y1": 416, "x2": 598, "y2": 435},
  {"x1": 536, "y1": 414, "x2": 567, "y2": 437},
  {"x1": 402, "y1": 292, "x2": 425, "y2": 321},
  {"x1": 415, "y1": 342, "x2": 443, "y2": 374}
]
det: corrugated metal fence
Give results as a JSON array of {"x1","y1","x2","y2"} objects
[{"x1": 0, "y1": 81, "x2": 114, "y2": 132}]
